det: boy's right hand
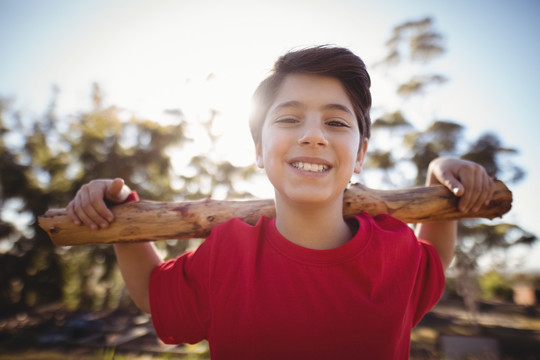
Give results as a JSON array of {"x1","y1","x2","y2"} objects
[{"x1": 67, "y1": 178, "x2": 131, "y2": 230}]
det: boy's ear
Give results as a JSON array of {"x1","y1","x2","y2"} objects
[
  {"x1": 255, "y1": 143, "x2": 264, "y2": 169},
  {"x1": 354, "y1": 138, "x2": 369, "y2": 174}
]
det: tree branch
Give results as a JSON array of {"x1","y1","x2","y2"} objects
[{"x1": 39, "y1": 180, "x2": 512, "y2": 246}]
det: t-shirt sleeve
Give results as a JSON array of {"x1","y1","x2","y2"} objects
[
  {"x1": 149, "y1": 240, "x2": 212, "y2": 344},
  {"x1": 410, "y1": 239, "x2": 445, "y2": 327}
]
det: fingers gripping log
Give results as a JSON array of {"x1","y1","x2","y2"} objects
[{"x1": 39, "y1": 180, "x2": 512, "y2": 246}]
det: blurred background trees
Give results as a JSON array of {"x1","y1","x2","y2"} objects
[
  {"x1": 360, "y1": 17, "x2": 537, "y2": 320},
  {"x1": 0, "y1": 83, "x2": 258, "y2": 314}
]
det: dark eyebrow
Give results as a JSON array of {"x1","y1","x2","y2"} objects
[
  {"x1": 270, "y1": 101, "x2": 354, "y2": 117},
  {"x1": 269, "y1": 101, "x2": 304, "y2": 114},
  {"x1": 321, "y1": 103, "x2": 355, "y2": 117}
]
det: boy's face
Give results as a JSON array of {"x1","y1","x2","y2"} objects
[{"x1": 255, "y1": 74, "x2": 368, "y2": 207}]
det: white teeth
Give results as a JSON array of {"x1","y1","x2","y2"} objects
[{"x1": 292, "y1": 162, "x2": 329, "y2": 172}]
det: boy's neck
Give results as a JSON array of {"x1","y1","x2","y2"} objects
[{"x1": 273, "y1": 194, "x2": 355, "y2": 250}]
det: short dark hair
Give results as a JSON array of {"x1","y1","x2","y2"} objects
[{"x1": 249, "y1": 45, "x2": 372, "y2": 145}]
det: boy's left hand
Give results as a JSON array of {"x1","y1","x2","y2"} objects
[{"x1": 427, "y1": 157, "x2": 495, "y2": 213}]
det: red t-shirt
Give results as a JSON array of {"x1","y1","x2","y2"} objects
[{"x1": 149, "y1": 212, "x2": 444, "y2": 359}]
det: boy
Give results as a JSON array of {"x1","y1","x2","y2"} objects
[{"x1": 67, "y1": 46, "x2": 494, "y2": 359}]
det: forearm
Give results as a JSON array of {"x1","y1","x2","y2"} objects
[
  {"x1": 416, "y1": 162, "x2": 458, "y2": 270},
  {"x1": 415, "y1": 219, "x2": 456, "y2": 270},
  {"x1": 114, "y1": 242, "x2": 162, "y2": 313}
]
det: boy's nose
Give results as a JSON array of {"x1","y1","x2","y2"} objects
[{"x1": 297, "y1": 123, "x2": 328, "y2": 147}]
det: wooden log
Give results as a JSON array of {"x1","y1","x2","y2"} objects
[{"x1": 38, "y1": 180, "x2": 512, "y2": 246}]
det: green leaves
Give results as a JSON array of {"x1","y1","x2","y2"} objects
[
  {"x1": 0, "y1": 82, "x2": 257, "y2": 311},
  {"x1": 368, "y1": 16, "x2": 536, "y2": 279}
]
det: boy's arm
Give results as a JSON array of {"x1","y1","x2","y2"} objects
[
  {"x1": 67, "y1": 178, "x2": 162, "y2": 313},
  {"x1": 114, "y1": 242, "x2": 161, "y2": 313},
  {"x1": 415, "y1": 158, "x2": 495, "y2": 270}
]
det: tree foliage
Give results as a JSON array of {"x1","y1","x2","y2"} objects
[
  {"x1": 0, "y1": 84, "x2": 257, "y2": 313},
  {"x1": 366, "y1": 17, "x2": 536, "y2": 282},
  {"x1": 375, "y1": 17, "x2": 448, "y2": 98}
]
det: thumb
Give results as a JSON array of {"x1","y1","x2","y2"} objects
[
  {"x1": 106, "y1": 178, "x2": 128, "y2": 202},
  {"x1": 443, "y1": 175, "x2": 464, "y2": 197}
]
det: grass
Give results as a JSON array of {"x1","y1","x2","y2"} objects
[{"x1": 0, "y1": 347, "x2": 210, "y2": 360}]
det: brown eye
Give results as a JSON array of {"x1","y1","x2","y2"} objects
[
  {"x1": 276, "y1": 118, "x2": 299, "y2": 124},
  {"x1": 327, "y1": 120, "x2": 350, "y2": 128}
]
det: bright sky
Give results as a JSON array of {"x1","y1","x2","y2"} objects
[{"x1": 1, "y1": 0, "x2": 539, "y2": 271}]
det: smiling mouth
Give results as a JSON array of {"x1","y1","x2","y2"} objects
[{"x1": 291, "y1": 161, "x2": 330, "y2": 172}]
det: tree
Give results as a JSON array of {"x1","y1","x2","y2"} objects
[
  {"x1": 366, "y1": 17, "x2": 537, "y2": 319},
  {"x1": 0, "y1": 82, "x2": 257, "y2": 312}
]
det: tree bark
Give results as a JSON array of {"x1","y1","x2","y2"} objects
[{"x1": 39, "y1": 180, "x2": 512, "y2": 246}]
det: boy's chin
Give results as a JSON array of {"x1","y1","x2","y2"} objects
[{"x1": 275, "y1": 188, "x2": 345, "y2": 208}]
